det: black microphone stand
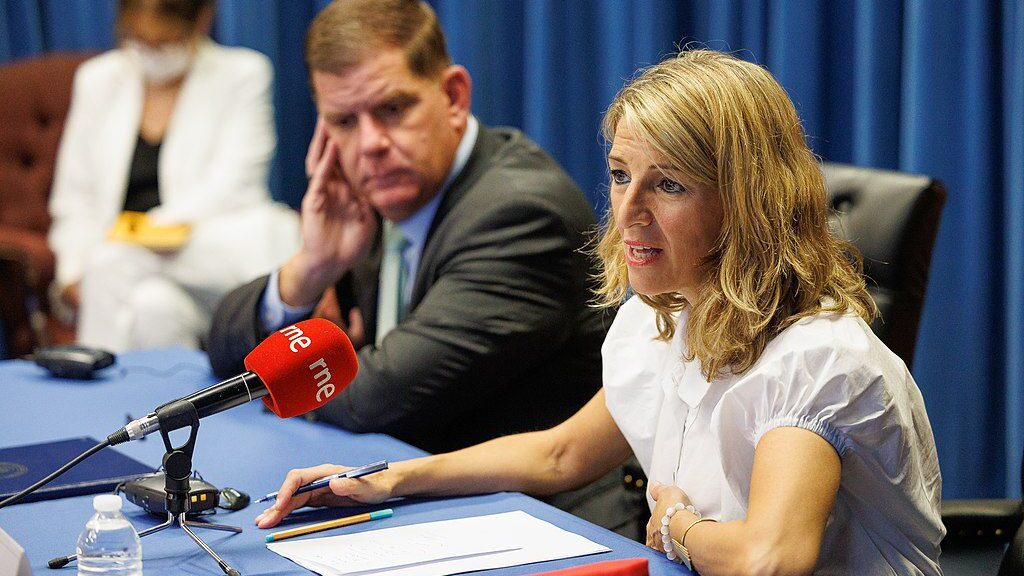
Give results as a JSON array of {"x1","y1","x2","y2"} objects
[{"x1": 49, "y1": 400, "x2": 243, "y2": 575}]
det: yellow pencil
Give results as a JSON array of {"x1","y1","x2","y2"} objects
[{"x1": 264, "y1": 508, "x2": 394, "y2": 542}]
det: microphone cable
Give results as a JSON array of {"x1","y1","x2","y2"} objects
[
  {"x1": 115, "y1": 361, "x2": 210, "y2": 380},
  {"x1": 1, "y1": 364, "x2": 206, "y2": 509},
  {"x1": 0, "y1": 438, "x2": 110, "y2": 510},
  {"x1": 0, "y1": 363, "x2": 210, "y2": 509}
]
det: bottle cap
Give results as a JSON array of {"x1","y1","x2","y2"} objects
[{"x1": 93, "y1": 494, "x2": 123, "y2": 512}]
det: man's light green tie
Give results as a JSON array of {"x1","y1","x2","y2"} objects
[{"x1": 376, "y1": 221, "x2": 410, "y2": 346}]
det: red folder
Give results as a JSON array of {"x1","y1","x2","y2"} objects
[{"x1": 531, "y1": 558, "x2": 649, "y2": 576}]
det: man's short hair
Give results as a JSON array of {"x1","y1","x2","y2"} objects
[{"x1": 305, "y1": 0, "x2": 451, "y2": 80}]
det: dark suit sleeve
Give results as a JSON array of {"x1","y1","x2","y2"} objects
[
  {"x1": 206, "y1": 275, "x2": 277, "y2": 377},
  {"x1": 207, "y1": 273, "x2": 360, "y2": 378},
  {"x1": 314, "y1": 195, "x2": 593, "y2": 440}
]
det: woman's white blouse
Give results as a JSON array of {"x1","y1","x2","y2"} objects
[{"x1": 603, "y1": 296, "x2": 944, "y2": 575}]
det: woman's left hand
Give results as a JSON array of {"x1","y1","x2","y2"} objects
[{"x1": 646, "y1": 482, "x2": 692, "y2": 550}]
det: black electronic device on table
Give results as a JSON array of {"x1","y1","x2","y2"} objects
[
  {"x1": 30, "y1": 345, "x2": 115, "y2": 379},
  {"x1": 119, "y1": 473, "x2": 250, "y2": 516},
  {"x1": 49, "y1": 405, "x2": 249, "y2": 575},
  {"x1": 120, "y1": 473, "x2": 220, "y2": 517}
]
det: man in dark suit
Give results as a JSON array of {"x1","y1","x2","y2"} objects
[{"x1": 206, "y1": 0, "x2": 606, "y2": 455}]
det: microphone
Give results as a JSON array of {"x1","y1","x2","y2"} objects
[
  {"x1": 0, "y1": 319, "x2": 357, "y2": 512},
  {"x1": 109, "y1": 318, "x2": 358, "y2": 445}
]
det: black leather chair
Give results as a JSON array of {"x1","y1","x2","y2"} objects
[
  {"x1": 826, "y1": 164, "x2": 1024, "y2": 575},
  {"x1": 940, "y1": 456, "x2": 1024, "y2": 576},
  {"x1": 821, "y1": 162, "x2": 945, "y2": 370}
]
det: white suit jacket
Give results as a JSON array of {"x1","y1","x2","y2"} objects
[{"x1": 49, "y1": 40, "x2": 280, "y2": 286}]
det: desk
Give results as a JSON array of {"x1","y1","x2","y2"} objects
[{"x1": 0, "y1": 349, "x2": 684, "y2": 575}]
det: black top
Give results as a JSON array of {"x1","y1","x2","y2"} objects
[
  {"x1": 206, "y1": 125, "x2": 609, "y2": 454},
  {"x1": 123, "y1": 135, "x2": 161, "y2": 213}
]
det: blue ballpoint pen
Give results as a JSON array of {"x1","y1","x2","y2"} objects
[{"x1": 256, "y1": 460, "x2": 388, "y2": 503}]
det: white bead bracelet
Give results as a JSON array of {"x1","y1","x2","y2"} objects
[{"x1": 660, "y1": 502, "x2": 699, "y2": 561}]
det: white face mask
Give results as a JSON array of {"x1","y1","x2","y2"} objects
[{"x1": 125, "y1": 40, "x2": 192, "y2": 85}]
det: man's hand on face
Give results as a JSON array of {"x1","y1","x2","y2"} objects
[{"x1": 279, "y1": 117, "x2": 379, "y2": 308}]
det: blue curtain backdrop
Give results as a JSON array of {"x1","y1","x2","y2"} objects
[{"x1": 2, "y1": 0, "x2": 1022, "y2": 501}]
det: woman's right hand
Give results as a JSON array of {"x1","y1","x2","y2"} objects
[{"x1": 254, "y1": 463, "x2": 396, "y2": 529}]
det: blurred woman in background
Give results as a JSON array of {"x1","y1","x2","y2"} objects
[{"x1": 49, "y1": 0, "x2": 297, "y2": 351}]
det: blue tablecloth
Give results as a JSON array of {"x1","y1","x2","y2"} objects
[{"x1": 0, "y1": 348, "x2": 683, "y2": 575}]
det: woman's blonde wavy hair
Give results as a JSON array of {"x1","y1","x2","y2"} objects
[{"x1": 594, "y1": 49, "x2": 876, "y2": 380}]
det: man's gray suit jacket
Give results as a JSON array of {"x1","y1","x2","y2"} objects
[{"x1": 206, "y1": 126, "x2": 609, "y2": 454}]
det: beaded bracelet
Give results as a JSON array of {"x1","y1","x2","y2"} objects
[{"x1": 659, "y1": 502, "x2": 699, "y2": 561}]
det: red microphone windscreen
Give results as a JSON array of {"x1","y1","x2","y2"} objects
[{"x1": 243, "y1": 318, "x2": 359, "y2": 418}]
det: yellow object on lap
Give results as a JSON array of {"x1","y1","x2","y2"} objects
[{"x1": 107, "y1": 211, "x2": 191, "y2": 252}]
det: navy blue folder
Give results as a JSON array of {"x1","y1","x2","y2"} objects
[{"x1": 0, "y1": 437, "x2": 155, "y2": 505}]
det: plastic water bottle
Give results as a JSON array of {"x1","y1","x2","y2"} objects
[{"x1": 76, "y1": 494, "x2": 142, "y2": 576}]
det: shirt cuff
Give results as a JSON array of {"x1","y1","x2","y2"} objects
[
  {"x1": 753, "y1": 415, "x2": 851, "y2": 457},
  {"x1": 260, "y1": 268, "x2": 316, "y2": 331}
]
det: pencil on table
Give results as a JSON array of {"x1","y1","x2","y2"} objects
[{"x1": 264, "y1": 508, "x2": 394, "y2": 543}]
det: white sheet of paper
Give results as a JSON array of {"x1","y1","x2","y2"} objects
[{"x1": 266, "y1": 510, "x2": 610, "y2": 576}]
